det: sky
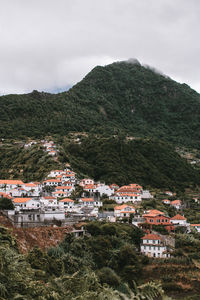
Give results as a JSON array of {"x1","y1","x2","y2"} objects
[{"x1": 0, "y1": 0, "x2": 200, "y2": 95}]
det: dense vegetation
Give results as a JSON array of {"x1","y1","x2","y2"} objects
[
  {"x1": 61, "y1": 135, "x2": 200, "y2": 191},
  {"x1": 0, "y1": 223, "x2": 169, "y2": 300},
  {"x1": 1, "y1": 60, "x2": 200, "y2": 148},
  {"x1": 0, "y1": 143, "x2": 59, "y2": 182}
]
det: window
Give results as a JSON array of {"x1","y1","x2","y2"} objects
[
  {"x1": 149, "y1": 246, "x2": 151, "y2": 250},
  {"x1": 165, "y1": 219, "x2": 168, "y2": 222},
  {"x1": 144, "y1": 246, "x2": 146, "y2": 249},
  {"x1": 161, "y1": 219, "x2": 164, "y2": 223},
  {"x1": 158, "y1": 246, "x2": 160, "y2": 250},
  {"x1": 146, "y1": 240, "x2": 149, "y2": 243},
  {"x1": 157, "y1": 219, "x2": 160, "y2": 223}
]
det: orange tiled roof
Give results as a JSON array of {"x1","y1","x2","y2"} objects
[
  {"x1": 171, "y1": 200, "x2": 182, "y2": 205},
  {"x1": 59, "y1": 198, "x2": 74, "y2": 202},
  {"x1": 13, "y1": 198, "x2": 32, "y2": 203},
  {"x1": 56, "y1": 186, "x2": 73, "y2": 190},
  {"x1": 0, "y1": 180, "x2": 24, "y2": 185},
  {"x1": 191, "y1": 224, "x2": 200, "y2": 227},
  {"x1": 0, "y1": 192, "x2": 12, "y2": 199},
  {"x1": 84, "y1": 184, "x2": 96, "y2": 189},
  {"x1": 114, "y1": 204, "x2": 134, "y2": 210},
  {"x1": 142, "y1": 234, "x2": 161, "y2": 240},
  {"x1": 171, "y1": 214, "x2": 186, "y2": 220},
  {"x1": 43, "y1": 179, "x2": 61, "y2": 183},
  {"x1": 119, "y1": 193, "x2": 139, "y2": 197},
  {"x1": 24, "y1": 183, "x2": 37, "y2": 187},
  {"x1": 80, "y1": 198, "x2": 94, "y2": 202}
]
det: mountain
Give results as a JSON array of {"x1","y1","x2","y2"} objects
[{"x1": 1, "y1": 60, "x2": 200, "y2": 148}]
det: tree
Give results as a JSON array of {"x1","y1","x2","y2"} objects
[{"x1": 0, "y1": 197, "x2": 14, "y2": 210}]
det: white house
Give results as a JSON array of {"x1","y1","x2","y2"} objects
[
  {"x1": 190, "y1": 224, "x2": 200, "y2": 233},
  {"x1": 52, "y1": 191, "x2": 68, "y2": 198},
  {"x1": 43, "y1": 179, "x2": 61, "y2": 187},
  {"x1": 162, "y1": 199, "x2": 171, "y2": 205},
  {"x1": 79, "y1": 178, "x2": 94, "y2": 187},
  {"x1": 58, "y1": 198, "x2": 75, "y2": 210},
  {"x1": 114, "y1": 193, "x2": 141, "y2": 204},
  {"x1": 22, "y1": 183, "x2": 40, "y2": 196},
  {"x1": 83, "y1": 184, "x2": 97, "y2": 193},
  {"x1": 40, "y1": 196, "x2": 58, "y2": 209},
  {"x1": 141, "y1": 190, "x2": 153, "y2": 199},
  {"x1": 170, "y1": 200, "x2": 182, "y2": 210},
  {"x1": 13, "y1": 198, "x2": 40, "y2": 210},
  {"x1": 47, "y1": 170, "x2": 64, "y2": 178},
  {"x1": 79, "y1": 198, "x2": 94, "y2": 206},
  {"x1": 114, "y1": 204, "x2": 135, "y2": 218},
  {"x1": 140, "y1": 234, "x2": 170, "y2": 258},
  {"x1": 9, "y1": 188, "x2": 27, "y2": 197},
  {"x1": 95, "y1": 184, "x2": 115, "y2": 197},
  {"x1": 170, "y1": 214, "x2": 187, "y2": 226},
  {"x1": 0, "y1": 180, "x2": 24, "y2": 192}
]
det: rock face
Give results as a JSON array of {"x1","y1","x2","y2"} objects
[
  {"x1": 0, "y1": 213, "x2": 73, "y2": 253},
  {"x1": 12, "y1": 226, "x2": 73, "y2": 253}
]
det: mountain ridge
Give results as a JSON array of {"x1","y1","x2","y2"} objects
[{"x1": 1, "y1": 60, "x2": 200, "y2": 148}]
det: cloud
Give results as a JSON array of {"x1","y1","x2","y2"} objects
[{"x1": 0, "y1": 0, "x2": 200, "y2": 94}]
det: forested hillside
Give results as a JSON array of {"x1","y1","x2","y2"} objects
[
  {"x1": 61, "y1": 135, "x2": 200, "y2": 191},
  {"x1": 0, "y1": 143, "x2": 59, "y2": 181},
  {"x1": 1, "y1": 60, "x2": 200, "y2": 148}
]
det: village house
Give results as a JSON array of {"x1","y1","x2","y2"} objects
[
  {"x1": 22, "y1": 183, "x2": 40, "y2": 196},
  {"x1": 170, "y1": 214, "x2": 188, "y2": 226},
  {"x1": 114, "y1": 204, "x2": 135, "y2": 218},
  {"x1": 162, "y1": 199, "x2": 171, "y2": 205},
  {"x1": 140, "y1": 233, "x2": 170, "y2": 258},
  {"x1": 83, "y1": 184, "x2": 97, "y2": 193},
  {"x1": 40, "y1": 196, "x2": 58, "y2": 209},
  {"x1": 142, "y1": 210, "x2": 174, "y2": 232},
  {"x1": 95, "y1": 184, "x2": 115, "y2": 197},
  {"x1": 190, "y1": 224, "x2": 200, "y2": 233},
  {"x1": 109, "y1": 184, "x2": 119, "y2": 191},
  {"x1": 0, "y1": 192, "x2": 13, "y2": 199},
  {"x1": 79, "y1": 178, "x2": 94, "y2": 187},
  {"x1": 58, "y1": 198, "x2": 75, "y2": 210},
  {"x1": 170, "y1": 200, "x2": 182, "y2": 210},
  {"x1": 79, "y1": 198, "x2": 95, "y2": 207},
  {"x1": 0, "y1": 180, "x2": 24, "y2": 192},
  {"x1": 42, "y1": 179, "x2": 62, "y2": 187},
  {"x1": 52, "y1": 191, "x2": 68, "y2": 198},
  {"x1": 13, "y1": 198, "x2": 40, "y2": 210},
  {"x1": 47, "y1": 170, "x2": 65, "y2": 178},
  {"x1": 141, "y1": 190, "x2": 153, "y2": 199},
  {"x1": 114, "y1": 193, "x2": 141, "y2": 204},
  {"x1": 9, "y1": 188, "x2": 27, "y2": 197}
]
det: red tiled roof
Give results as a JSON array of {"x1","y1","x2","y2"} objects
[
  {"x1": 13, "y1": 198, "x2": 32, "y2": 203},
  {"x1": 114, "y1": 204, "x2": 134, "y2": 210},
  {"x1": 0, "y1": 180, "x2": 24, "y2": 185},
  {"x1": 142, "y1": 234, "x2": 161, "y2": 240},
  {"x1": 171, "y1": 214, "x2": 186, "y2": 220},
  {"x1": 80, "y1": 198, "x2": 94, "y2": 202},
  {"x1": 59, "y1": 198, "x2": 74, "y2": 202},
  {"x1": 171, "y1": 200, "x2": 182, "y2": 205}
]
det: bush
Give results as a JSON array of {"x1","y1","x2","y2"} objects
[
  {"x1": 0, "y1": 197, "x2": 14, "y2": 210},
  {"x1": 97, "y1": 267, "x2": 121, "y2": 287}
]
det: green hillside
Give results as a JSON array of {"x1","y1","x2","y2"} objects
[
  {"x1": 61, "y1": 135, "x2": 200, "y2": 191},
  {"x1": 1, "y1": 60, "x2": 200, "y2": 147},
  {"x1": 0, "y1": 143, "x2": 59, "y2": 182}
]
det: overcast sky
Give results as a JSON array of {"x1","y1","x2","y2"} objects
[{"x1": 0, "y1": 0, "x2": 200, "y2": 95}]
